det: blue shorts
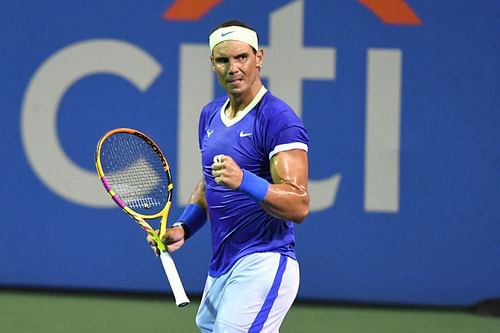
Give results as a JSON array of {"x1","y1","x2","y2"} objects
[{"x1": 196, "y1": 252, "x2": 300, "y2": 333}]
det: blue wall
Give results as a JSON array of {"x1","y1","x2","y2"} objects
[{"x1": 1, "y1": 0, "x2": 499, "y2": 306}]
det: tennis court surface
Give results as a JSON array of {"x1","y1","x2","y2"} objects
[{"x1": 1, "y1": 289, "x2": 498, "y2": 332}]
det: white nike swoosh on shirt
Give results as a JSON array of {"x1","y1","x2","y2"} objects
[{"x1": 239, "y1": 131, "x2": 252, "y2": 137}]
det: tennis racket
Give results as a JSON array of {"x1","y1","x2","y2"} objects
[{"x1": 95, "y1": 127, "x2": 190, "y2": 307}]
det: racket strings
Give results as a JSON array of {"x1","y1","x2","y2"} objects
[{"x1": 100, "y1": 133, "x2": 171, "y2": 215}]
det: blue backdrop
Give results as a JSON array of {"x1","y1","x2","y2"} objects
[{"x1": 1, "y1": 0, "x2": 499, "y2": 306}]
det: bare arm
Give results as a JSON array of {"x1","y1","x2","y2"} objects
[
  {"x1": 211, "y1": 149, "x2": 310, "y2": 223},
  {"x1": 186, "y1": 177, "x2": 208, "y2": 212},
  {"x1": 148, "y1": 178, "x2": 207, "y2": 254},
  {"x1": 262, "y1": 149, "x2": 309, "y2": 223}
]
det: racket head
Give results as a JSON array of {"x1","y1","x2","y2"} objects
[{"x1": 95, "y1": 128, "x2": 173, "y2": 222}]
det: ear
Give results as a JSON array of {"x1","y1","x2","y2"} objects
[
  {"x1": 209, "y1": 55, "x2": 215, "y2": 71},
  {"x1": 256, "y1": 48, "x2": 264, "y2": 69}
]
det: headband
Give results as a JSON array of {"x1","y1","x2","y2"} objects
[{"x1": 209, "y1": 26, "x2": 259, "y2": 53}]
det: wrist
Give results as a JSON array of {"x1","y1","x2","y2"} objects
[
  {"x1": 175, "y1": 203, "x2": 206, "y2": 240},
  {"x1": 238, "y1": 169, "x2": 269, "y2": 202},
  {"x1": 174, "y1": 223, "x2": 190, "y2": 240}
]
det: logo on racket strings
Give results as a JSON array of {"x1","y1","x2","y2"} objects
[{"x1": 133, "y1": 131, "x2": 168, "y2": 171}]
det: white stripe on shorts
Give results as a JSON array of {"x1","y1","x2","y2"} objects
[{"x1": 196, "y1": 252, "x2": 300, "y2": 333}]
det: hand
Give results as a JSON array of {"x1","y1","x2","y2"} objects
[
  {"x1": 147, "y1": 225, "x2": 185, "y2": 256},
  {"x1": 211, "y1": 154, "x2": 243, "y2": 189}
]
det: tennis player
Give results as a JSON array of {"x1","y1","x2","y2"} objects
[{"x1": 151, "y1": 20, "x2": 310, "y2": 332}]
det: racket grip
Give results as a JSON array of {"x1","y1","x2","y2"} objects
[{"x1": 159, "y1": 251, "x2": 190, "y2": 307}]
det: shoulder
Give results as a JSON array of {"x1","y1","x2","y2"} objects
[
  {"x1": 257, "y1": 91, "x2": 304, "y2": 125},
  {"x1": 201, "y1": 96, "x2": 226, "y2": 116},
  {"x1": 257, "y1": 92, "x2": 300, "y2": 121},
  {"x1": 200, "y1": 96, "x2": 226, "y2": 125},
  {"x1": 259, "y1": 92, "x2": 292, "y2": 113}
]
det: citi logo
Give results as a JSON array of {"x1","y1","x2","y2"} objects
[{"x1": 20, "y1": 0, "x2": 420, "y2": 214}]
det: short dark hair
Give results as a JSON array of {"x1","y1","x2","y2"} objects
[{"x1": 210, "y1": 20, "x2": 256, "y2": 34}]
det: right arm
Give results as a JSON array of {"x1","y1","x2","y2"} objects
[
  {"x1": 185, "y1": 177, "x2": 208, "y2": 213},
  {"x1": 148, "y1": 178, "x2": 207, "y2": 254}
]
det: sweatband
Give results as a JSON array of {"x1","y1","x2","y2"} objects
[
  {"x1": 238, "y1": 169, "x2": 269, "y2": 202},
  {"x1": 174, "y1": 204, "x2": 206, "y2": 240},
  {"x1": 209, "y1": 26, "x2": 259, "y2": 53}
]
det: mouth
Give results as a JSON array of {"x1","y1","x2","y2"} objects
[{"x1": 226, "y1": 78, "x2": 243, "y2": 85}]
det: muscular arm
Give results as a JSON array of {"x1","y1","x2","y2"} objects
[
  {"x1": 212, "y1": 149, "x2": 310, "y2": 223},
  {"x1": 262, "y1": 149, "x2": 309, "y2": 223}
]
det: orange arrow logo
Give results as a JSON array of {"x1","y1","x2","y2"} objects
[
  {"x1": 358, "y1": 0, "x2": 421, "y2": 25},
  {"x1": 163, "y1": 0, "x2": 421, "y2": 25},
  {"x1": 162, "y1": 0, "x2": 222, "y2": 20}
]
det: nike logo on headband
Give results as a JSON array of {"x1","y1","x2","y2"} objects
[{"x1": 221, "y1": 31, "x2": 235, "y2": 37}]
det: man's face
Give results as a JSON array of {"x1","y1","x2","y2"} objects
[{"x1": 211, "y1": 40, "x2": 263, "y2": 97}]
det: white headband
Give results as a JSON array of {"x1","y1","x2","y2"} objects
[{"x1": 209, "y1": 26, "x2": 259, "y2": 53}]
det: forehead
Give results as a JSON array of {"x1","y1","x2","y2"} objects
[{"x1": 212, "y1": 40, "x2": 253, "y2": 57}]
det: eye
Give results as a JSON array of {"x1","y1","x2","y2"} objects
[
  {"x1": 214, "y1": 57, "x2": 229, "y2": 65},
  {"x1": 236, "y1": 54, "x2": 248, "y2": 62}
]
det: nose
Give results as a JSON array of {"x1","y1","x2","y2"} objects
[{"x1": 228, "y1": 59, "x2": 239, "y2": 74}]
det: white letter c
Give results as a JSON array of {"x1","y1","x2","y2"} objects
[{"x1": 21, "y1": 39, "x2": 162, "y2": 207}]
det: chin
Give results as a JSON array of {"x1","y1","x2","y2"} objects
[{"x1": 227, "y1": 86, "x2": 244, "y2": 95}]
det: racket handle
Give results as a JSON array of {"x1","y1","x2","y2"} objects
[{"x1": 159, "y1": 251, "x2": 190, "y2": 307}]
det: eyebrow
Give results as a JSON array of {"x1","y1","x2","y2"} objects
[{"x1": 214, "y1": 52, "x2": 249, "y2": 61}]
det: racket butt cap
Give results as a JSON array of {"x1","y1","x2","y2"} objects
[{"x1": 177, "y1": 301, "x2": 190, "y2": 307}]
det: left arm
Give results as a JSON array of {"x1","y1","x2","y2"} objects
[
  {"x1": 211, "y1": 149, "x2": 309, "y2": 223},
  {"x1": 263, "y1": 149, "x2": 309, "y2": 223}
]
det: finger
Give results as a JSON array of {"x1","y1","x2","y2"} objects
[
  {"x1": 160, "y1": 227, "x2": 177, "y2": 245},
  {"x1": 146, "y1": 234, "x2": 160, "y2": 255},
  {"x1": 147, "y1": 242, "x2": 160, "y2": 256},
  {"x1": 212, "y1": 167, "x2": 224, "y2": 179},
  {"x1": 211, "y1": 160, "x2": 225, "y2": 171},
  {"x1": 161, "y1": 233, "x2": 170, "y2": 245},
  {"x1": 146, "y1": 234, "x2": 156, "y2": 245},
  {"x1": 213, "y1": 173, "x2": 223, "y2": 184},
  {"x1": 213, "y1": 154, "x2": 224, "y2": 164}
]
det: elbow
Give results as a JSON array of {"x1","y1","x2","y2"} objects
[
  {"x1": 291, "y1": 195, "x2": 310, "y2": 224},
  {"x1": 264, "y1": 187, "x2": 310, "y2": 223},
  {"x1": 294, "y1": 207, "x2": 309, "y2": 224}
]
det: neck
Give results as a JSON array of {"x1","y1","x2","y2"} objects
[{"x1": 226, "y1": 82, "x2": 262, "y2": 119}]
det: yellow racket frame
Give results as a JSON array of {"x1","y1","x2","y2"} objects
[{"x1": 95, "y1": 128, "x2": 173, "y2": 252}]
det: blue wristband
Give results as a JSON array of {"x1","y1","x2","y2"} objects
[
  {"x1": 238, "y1": 169, "x2": 270, "y2": 202},
  {"x1": 175, "y1": 204, "x2": 206, "y2": 240}
]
